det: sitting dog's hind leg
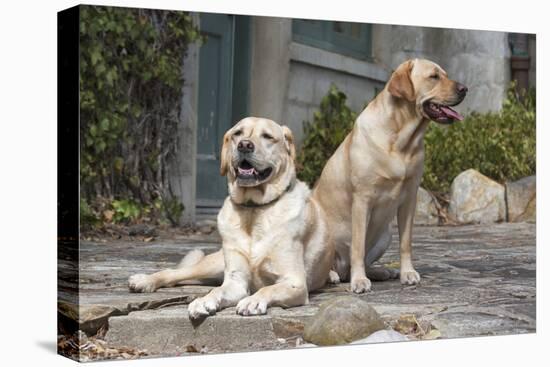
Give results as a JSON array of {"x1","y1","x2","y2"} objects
[
  {"x1": 129, "y1": 249, "x2": 225, "y2": 293},
  {"x1": 366, "y1": 267, "x2": 400, "y2": 281},
  {"x1": 327, "y1": 270, "x2": 341, "y2": 284},
  {"x1": 365, "y1": 226, "x2": 400, "y2": 281}
]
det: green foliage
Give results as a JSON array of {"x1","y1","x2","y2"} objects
[
  {"x1": 111, "y1": 199, "x2": 141, "y2": 223},
  {"x1": 296, "y1": 84, "x2": 536, "y2": 193},
  {"x1": 422, "y1": 86, "x2": 536, "y2": 192},
  {"x1": 159, "y1": 197, "x2": 185, "y2": 227},
  {"x1": 297, "y1": 85, "x2": 357, "y2": 186},
  {"x1": 80, "y1": 198, "x2": 99, "y2": 227},
  {"x1": 79, "y1": 6, "x2": 202, "y2": 225}
]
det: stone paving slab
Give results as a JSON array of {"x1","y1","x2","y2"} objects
[{"x1": 59, "y1": 223, "x2": 536, "y2": 356}]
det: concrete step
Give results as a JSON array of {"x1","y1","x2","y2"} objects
[{"x1": 106, "y1": 304, "x2": 319, "y2": 355}]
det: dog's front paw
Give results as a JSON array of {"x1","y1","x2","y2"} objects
[
  {"x1": 128, "y1": 274, "x2": 157, "y2": 293},
  {"x1": 350, "y1": 276, "x2": 372, "y2": 293},
  {"x1": 400, "y1": 269, "x2": 421, "y2": 285},
  {"x1": 188, "y1": 295, "x2": 219, "y2": 320},
  {"x1": 236, "y1": 296, "x2": 268, "y2": 316}
]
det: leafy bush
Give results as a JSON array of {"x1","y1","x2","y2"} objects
[
  {"x1": 111, "y1": 199, "x2": 141, "y2": 223},
  {"x1": 296, "y1": 84, "x2": 536, "y2": 193},
  {"x1": 80, "y1": 198, "x2": 99, "y2": 227},
  {"x1": 297, "y1": 85, "x2": 357, "y2": 186},
  {"x1": 80, "y1": 196, "x2": 185, "y2": 227},
  {"x1": 79, "y1": 6, "x2": 202, "y2": 225},
  {"x1": 422, "y1": 86, "x2": 536, "y2": 193}
]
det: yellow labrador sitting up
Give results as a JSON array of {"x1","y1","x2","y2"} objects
[
  {"x1": 313, "y1": 59, "x2": 467, "y2": 293},
  {"x1": 129, "y1": 117, "x2": 334, "y2": 319}
]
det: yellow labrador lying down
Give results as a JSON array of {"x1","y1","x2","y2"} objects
[
  {"x1": 129, "y1": 117, "x2": 335, "y2": 318},
  {"x1": 313, "y1": 58, "x2": 467, "y2": 293}
]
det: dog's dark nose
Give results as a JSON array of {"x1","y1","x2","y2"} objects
[
  {"x1": 456, "y1": 82, "x2": 468, "y2": 96},
  {"x1": 237, "y1": 140, "x2": 254, "y2": 153}
]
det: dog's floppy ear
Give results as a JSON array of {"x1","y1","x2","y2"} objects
[
  {"x1": 281, "y1": 125, "x2": 296, "y2": 162},
  {"x1": 219, "y1": 130, "x2": 232, "y2": 176},
  {"x1": 388, "y1": 59, "x2": 415, "y2": 102}
]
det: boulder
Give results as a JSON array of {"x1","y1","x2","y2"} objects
[
  {"x1": 350, "y1": 329, "x2": 409, "y2": 344},
  {"x1": 128, "y1": 224, "x2": 157, "y2": 237},
  {"x1": 303, "y1": 296, "x2": 385, "y2": 346},
  {"x1": 449, "y1": 169, "x2": 506, "y2": 224},
  {"x1": 506, "y1": 176, "x2": 536, "y2": 222},
  {"x1": 196, "y1": 219, "x2": 217, "y2": 234},
  {"x1": 415, "y1": 187, "x2": 440, "y2": 225}
]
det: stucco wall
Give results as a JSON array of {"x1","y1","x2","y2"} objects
[
  {"x1": 248, "y1": 17, "x2": 292, "y2": 123},
  {"x1": 285, "y1": 60, "x2": 386, "y2": 148}
]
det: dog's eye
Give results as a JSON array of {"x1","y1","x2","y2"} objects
[
  {"x1": 430, "y1": 74, "x2": 440, "y2": 80},
  {"x1": 262, "y1": 133, "x2": 274, "y2": 140},
  {"x1": 233, "y1": 130, "x2": 243, "y2": 137}
]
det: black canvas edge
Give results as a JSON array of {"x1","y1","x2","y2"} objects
[{"x1": 57, "y1": 4, "x2": 81, "y2": 362}]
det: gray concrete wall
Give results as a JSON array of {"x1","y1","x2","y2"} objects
[
  {"x1": 284, "y1": 57, "x2": 386, "y2": 148},
  {"x1": 528, "y1": 34, "x2": 536, "y2": 88},
  {"x1": 248, "y1": 17, "x2": 292, "y2": 123}
]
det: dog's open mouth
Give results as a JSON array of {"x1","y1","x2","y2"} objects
[
  {"x1": 423, "y1": 101, "x2": 464, "y2": 124},
  {"x1": 235, "y1": 160, "x2": 273, "y2": 187}
]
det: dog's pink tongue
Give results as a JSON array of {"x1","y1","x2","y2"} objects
[{"x1": 440, "y1": 106, "x2": 464, "y2": 121}]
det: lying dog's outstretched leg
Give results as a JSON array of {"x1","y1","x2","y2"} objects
[
  {"x1": 177, "y1": 249, "x2": 206, "y2": 268},
  {"x1": 128, "y1": 249, "x2": 224, "y2": 293},
  {"x1": 236, "y1": 277, "x2": 308, "y2": 316},
  {"x1": 188, "y1": 250, "x2": 250, "y2": 319}
]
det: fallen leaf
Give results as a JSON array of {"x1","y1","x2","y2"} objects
[
  {"x1": 423, "y1": 329, "x2": 442, "y2": 340},
  {"x1": 103, "y1": 210, "x2": 114, "y2": 222},
  {"x1": 393, "y1": 314, "x2": 421, "y2": 335},
  {"x1": 185, "y1": 345, "x2": 199, "y2": 353},
  {"x1": 384, "y1": 261, "x2": 400, "y2": 269}
]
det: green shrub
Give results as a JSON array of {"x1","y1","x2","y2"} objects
[
  {"x1": 79, "y1": 6, "x2": 202, "y2": 226},
  {"x1": 297, "y1": 85, "x2": 357, "y2": 186},
  {"x1": 422, "y1": 86, "x2": 536, "y2": 193},
  {"x1": 111, "y1": 199, "x2": 141, "y2": 224},
  {"x1": 296, "y1": 84, "x2": 536, "y2": 193},
  {"x1": 80, "y1": 198, "x2": 99, "y2": 227}
]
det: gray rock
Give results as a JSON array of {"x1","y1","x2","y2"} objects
[
  {"x1": 303, "y1": 296, "x2": 385, "y2": 346},
  {"x1": 196, "y1": 219, "x2": 217, "y2": 234},
  {"x1": 506, "y1": 176, "x2": 536, "y2": 223},
  {"x1": 449, "y1": 169, "x2": 506, "y2": 223},
  {"x1": 128, "y1": 224, "x2": 157, "y2": 237},
  {"x1": 415, "y1": 187, "x2": 440, "y2": 225},
  {"x1": 350, "y1": 329, "x2": 409, "y2": 344}
]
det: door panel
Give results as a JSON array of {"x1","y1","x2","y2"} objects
[{"x1": 196, "y1": 14, "x2": 234, "y2": 208}]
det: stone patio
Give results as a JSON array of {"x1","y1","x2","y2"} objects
[{"x1": 58, "y1": 222, "x2": 536, "y2": 358}]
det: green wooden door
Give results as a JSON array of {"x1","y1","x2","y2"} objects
[{"x1": 196, "y1": 14, "x2": 251, "y2": 209}]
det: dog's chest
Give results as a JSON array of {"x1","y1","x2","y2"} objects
[{"x1": 246, "y1": 207, "x2": 303, "y2": 288}]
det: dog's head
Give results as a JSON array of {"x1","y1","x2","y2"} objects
[
  {"x1": 220, "y1": 117, "x2": 296, "y2": 205},
  {"x1": 387, "y1": 59, "x2": 468, "y2": 124}
]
